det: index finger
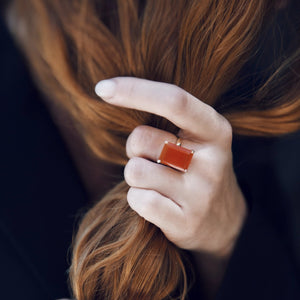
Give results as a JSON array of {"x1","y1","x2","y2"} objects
[{"x1": 95, "y1": 77, "x2": 223, "y2": 141}]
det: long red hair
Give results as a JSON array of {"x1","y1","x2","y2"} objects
[{"x1": 8, "y1": 0, "x2": 300, "y2": 298}]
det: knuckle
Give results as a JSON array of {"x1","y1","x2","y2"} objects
[
  {"x1": 126, "y1": 125, "x2": 149, "y2": 157},
  {"x1": 205, "y1": 108, "x2": 232, "y2": 145},
  {"x1": 124, "y1": 157, "x2": 144, "y2": 186},
  {"x1": 208, "y1": 108, "x2": 223, "y2": 133},
  {"x1": 196, "y1": 147, "x2": 228, "y2": 185},
  {"x1": 168, "y1": 86, "x2": 190, "y2": 116},
  {"x1": 127, "y1": 187, "x2": 139, "y2": 203},
  {"x1": 218, "y1": 116, "x2": 233, "y2": 146},
  {"x1": 197, "y1": 149, "x2": 218, "y2": 170}
]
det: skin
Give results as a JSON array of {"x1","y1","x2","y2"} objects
[{"x1": 95, "y1": 77, "x2": 248, "y2": 299}]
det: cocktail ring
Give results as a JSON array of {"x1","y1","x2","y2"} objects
[{"x1": 157, "y1": 138, "x2": 194, "y2": 172}]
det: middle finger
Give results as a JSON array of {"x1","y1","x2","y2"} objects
[{"x1": 124, "y1": 157, "x2": 184, "y2": 204}]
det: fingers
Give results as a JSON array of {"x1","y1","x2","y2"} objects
[
  {"x1": 127, "y1": 187, "x2": 184, "y2": 232},
  {"x1": 94, "y1": 77, "x2": 238, "y2": 253},
  {"x1": 126, "y1": 125, "x2": 197, "y2": 161},
  {"x1": 126, "y1": 125, "x2": 176, "y2": 160},
  {"x1": 124, "y1": 157, "x2": 184, "y2": 203},
  {"x1": 95, "y1": 77, "x2": 224, "y2": 141}
]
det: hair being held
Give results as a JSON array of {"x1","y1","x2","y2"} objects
[{"x1": 8, "y1": 0, "x2": 300, "y2": 299}]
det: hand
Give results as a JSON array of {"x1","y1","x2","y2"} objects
[{"x1": 95, "y1": 77, "x2": 247, "y2": 257}]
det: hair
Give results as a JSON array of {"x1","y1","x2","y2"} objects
[{"x1": 7, "y1": 0, "x2": 300, "y2": 299}]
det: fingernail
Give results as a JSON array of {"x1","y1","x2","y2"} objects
[{"x1": 95, "y1": 79, "x2": 116, "y2": 100}]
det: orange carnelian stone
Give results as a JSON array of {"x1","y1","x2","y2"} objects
[{"x1": 158, "y1": 142, "x2": 194, "y2": 172}]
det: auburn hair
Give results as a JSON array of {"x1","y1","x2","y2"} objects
[{"x1": 7, "y1": 0, "x2": 300, "y2": 299}]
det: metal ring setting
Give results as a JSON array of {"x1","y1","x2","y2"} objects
[{"x1": 157, "y1": 138, "x2": 194, "y2": 172}]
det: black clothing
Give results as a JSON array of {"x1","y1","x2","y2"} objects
[
  {"x1": 1, "y1": 11, "x2": 300, "y2": 300},
  {"x1": 217, "y1": 133, "x2": 300, "y2": 299},
  {"x1": 0, "y1": 18, "x2": 87, "y2": 299}
]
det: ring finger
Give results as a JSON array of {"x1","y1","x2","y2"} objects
[{"x1": 126, "y1": 125, "x2": 198, "y2": 162}]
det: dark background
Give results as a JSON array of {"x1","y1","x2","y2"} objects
[
  {"x1": 0, "y1": 13, "x2": 88, "y2": 299},
  {"x1": 1, "y1": 3, "x2": 300, "y2": 300}
]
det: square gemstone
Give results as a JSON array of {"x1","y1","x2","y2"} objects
[{"x1": 157, "y1": 142, "x2": 194, "y2": 172}]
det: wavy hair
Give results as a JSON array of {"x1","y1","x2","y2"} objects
[{"x1": 8, "y1": 0, "x2": 300, "y2": 298}]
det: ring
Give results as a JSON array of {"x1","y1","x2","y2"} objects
[{"x1": 157, "y1": 138, "x2": 194, "y2": 172}]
